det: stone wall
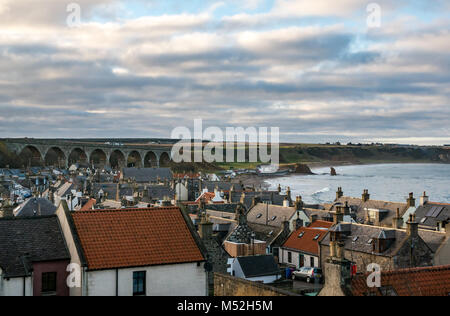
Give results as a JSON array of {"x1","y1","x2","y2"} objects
[{"x1": 214, "y1": 273, "x2": 295, "y2": 296}]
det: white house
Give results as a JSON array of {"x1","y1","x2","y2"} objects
[
  {"x1": 56, "y1": 202, "x2": 208, "y2": 296},
  {"x1": 227, "y1": 255, "x2": 281, "y2": 284}
]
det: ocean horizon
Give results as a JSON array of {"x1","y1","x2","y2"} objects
[{"x1": 265, "y1": 163, "x2": 450, "y2": 205}]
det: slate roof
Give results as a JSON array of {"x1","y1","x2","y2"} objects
[
  {"x1": 122, "y1": 168, "x2": 173, "y2": 183},
  {"x1": 71, "y1": 207, "x2": 205, "y2": 270},
  {"x1": 351, "y1": 265, "x2": 450, "y2": 296},
  {"x1": 145, "y1": 185, "x2": 175, "y2": 201},
  {"x1": 14, "y1": 198, "x2": 57, "y2": 217},
  {"x1": 203, "y1": 181, "x2": 243, "y2": 193},
  {"x1": 230, "y1": 191, "x2": 291, "y2": 210},
  {"x1": 237, "y1": 255, "x2": 280, "y2": 278},
  {"x1": 330, "y1": 196, "x2": 408, "y2": 226},
  {"x1": 56, "y1": 182, "x2": 74, "y2": 197},
  {"x1": 321, "y1": 223, "x2": 446, "y2": 256},
  {"x1": 248, "y1": 223, "x2": 284, "y2": 246},
  {"x1": 226, "y1": 222, "x2": 255, "y2": 244},
  {"x1": 415, "y1": 202, "x2": 450, "y2": 230},
  {"x1": 205, "y1": 203, "x2": 239, "y2": 214},
  {"x1": 247, "y1": 203, "x2": 297, "y2": 228},
  {"x1": 0, "y1": 216, "x2": 70, "y2": 278}
]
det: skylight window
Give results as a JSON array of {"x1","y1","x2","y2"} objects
[
  {"x1": 313, "y1": 234, "x2": 321, "y2": 240},
  {"x1": 298, "y1": 232, "x2": 305, "y2": 238},
  {"x1": 271, "y1": 216, "x2": 277, "y2": 221},
  {"x1": 256, "y1": 213, "x2": 262, "y2": 219},
  {"x1": 367, "y1": 239, "x2": 373, "y2": 244},
  {"x1": 353, "y1": 236, "x2": 359, "y2": 242}
]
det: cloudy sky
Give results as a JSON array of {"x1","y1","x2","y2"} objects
[{"x1": 0, "y1": 0, "x2": 449, "y2": 144}]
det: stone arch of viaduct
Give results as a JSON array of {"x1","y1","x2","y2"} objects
[{"x1": 3, "y1": 140, "x2": 172, "y2": 169}]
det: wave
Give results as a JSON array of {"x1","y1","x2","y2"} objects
[{"x1": 312, "y1": 187, "x2": 330, "y2": 196}]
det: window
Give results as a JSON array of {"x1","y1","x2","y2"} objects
[
  {"x1": 287, "y1": 252, "x2": 292, "y2": 263},
  {"x1": 298, "y1": 232, "x2": 305, "y2": 238},
  {"x1": 256, "y1": 213, "x2": 262, "y2": 219},
  {"x1": 313, "y1": 234, "x2": 321, "y2": 240},
  {"x1": 271, "y1": 216, "x2": 277, "y2": 221},
  {"x1": 42, "y1": 272, "x2": 57, "y2": 293},
  {"x1": 133, "y1": 271, "x2": 146, "y2": 296},
  {"x1": 310, "y1": 257, "x2": 315, "y2": 267}
]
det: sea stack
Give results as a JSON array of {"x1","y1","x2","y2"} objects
[
  {"x1": 330, "y1": 167, "x2": 337, "y2": 176},
  {"x1": 293, "y1": 163, "x2": 314, "y2": 175}
]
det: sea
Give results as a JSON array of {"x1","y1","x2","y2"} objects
[{"x1": 265, "y1": 163, "x2": 450, "y2": 205}]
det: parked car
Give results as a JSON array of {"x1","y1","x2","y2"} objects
[{"x1": 292, "y1": 267, "x2": 323, "y2": 283}]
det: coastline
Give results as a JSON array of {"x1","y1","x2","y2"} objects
[{"x1": 233, "y1": 161, "x2": 449, "y2": 189}]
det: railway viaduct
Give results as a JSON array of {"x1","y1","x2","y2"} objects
[{"x1": 1, "y1": 138, "x2": 173, "y2": 169}]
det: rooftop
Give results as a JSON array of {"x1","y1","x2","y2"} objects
[
  {"x1": 0, "y1": 216, "x2": 70, "y2": 278},
  {"x1": 71, "y1": 207, "x2": 205, "y2": 270},
  {"x1": 352, "y1": 265, "x2": 450, "y2": 296}
]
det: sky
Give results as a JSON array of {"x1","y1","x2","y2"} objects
[{"x1": 0, "y1": 0, "x2": 449, "y2": 145}]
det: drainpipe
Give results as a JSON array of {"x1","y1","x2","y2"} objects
[
  {"x1": 23, "y1": 277, "x2": 26, "y2": 296},
  {"x1": 116, "y1": 269, "x2": 119, "y2": 296}
]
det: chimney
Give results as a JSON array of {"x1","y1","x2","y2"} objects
[
  {"x1": 115, "y1": 183, "x2": 120, "y2": 201},
  {"x1": 437, "y1": 221, "x2": 448, "y2": 234},
  {"x1": 333, "y1": 206, "x2": 344, "y2": 225},
  {"x1": 406, "y1": 214, "x2": 418, "y2": 238},
  {"x1": 406, "y1": 193, "x2": 416, "y2": 208},
  {"x1": 343, "y1": 201, "x2": 350, "y2": 215},
  {"x1": 392, "y1": 208, "x2": 404, "y2": 229},
  {"x1": 286, "y1": 187, "x2": 291, "y2": 199},
  {"x1": 420, "y1": 192, "x2": 429, "y2": 206},
  {"x1": 295, "y1": 211, "x2": 304, "y2": 229},
  {"x1": 198, "y1": 197, "x2": 206, "y2": 212},
  {"x1": 198, "y1": 213, "x2": 213, "y2": 239},
  {"x1": 240, "y1": 192, "x2": 246, "y2": 204},
  {"x1": 228, "y1": 185, "x2": 234, "y2": 203},
  {"x1": 283, "y1": 197, "x2": 290, "y2": 208},
  {"x1": 319, "y1": 239, "x2": 352, "y2": 297},
  {"x1": 362, "y1": 189, "x2": 370, "y2": 202},
  {"x1": 295, "y1": 196, "x2": 304, "y2": 210},
  {"x1": 336, "y1": 187, "x2": 344, "y2": 200}
]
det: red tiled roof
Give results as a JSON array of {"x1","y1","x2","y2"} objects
[
  {"x1": 351, "y1": 265, "x2": 450, "y2": 296},
  {"x1": 71, "y1": 207, "x2": 205, "y2": 270},
  {"x1": 79, "y1": 198, "x2": 96, "y2": 212},
  {"x1": 195, "y1": 192, "x2": 215, "y2": 203},
  {"x1": 282, "y1": 221, "x2": 333, "y2": 256}
]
